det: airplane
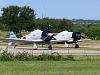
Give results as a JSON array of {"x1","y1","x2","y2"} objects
[{"x1": 0, "y1": 29, "x2": 84, "y2": 50}]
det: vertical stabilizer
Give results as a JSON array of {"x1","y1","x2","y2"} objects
[{"x1": 9, "y1": 32, "x2": 17, "y2": 39}]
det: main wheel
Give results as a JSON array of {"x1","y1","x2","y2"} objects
[
  {"x1": 75, "y1": 44, "x2": 79, "y2": 48},
  {"x1": 48, "y1": 44, "x2": 52, "y2": 50}
]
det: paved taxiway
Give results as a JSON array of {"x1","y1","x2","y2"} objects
[{"x1": 0, "y1": 46, "x2": 100, "y2": 55}]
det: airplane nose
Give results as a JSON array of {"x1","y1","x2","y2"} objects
[{"x1": 72, "y1": 32, "x2": 81, "y2": 41}]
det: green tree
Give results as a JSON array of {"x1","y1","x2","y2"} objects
[
  {"x1": 60, "y1": 19, "x2": 73, "y2": 31},
  {"x1": 20, "y1": 6, "x2": 36, "y2": 31},
  {"x1": 1, "y1": 6, "x2": 36, "y2": 33},
  {"x1": 2, "y1": 6, "x2": 20, "y2": 33},
  {"x1": 34, "y1": 18, "x2": 73, "y2": 32},
  {"x1": 85, "y1": 25, "x2": 100, "y2": 40}
]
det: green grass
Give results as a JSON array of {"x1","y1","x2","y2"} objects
[{"x1": 0, "y1": 60, "x2": 100, "y2": 75}]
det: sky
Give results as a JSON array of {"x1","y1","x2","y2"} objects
[{"x1": 0, "y1": 0, "x2": 100, "y2": 20}]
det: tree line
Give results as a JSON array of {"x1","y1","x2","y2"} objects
[
  {"x1": 0, "y1": 6, "x2": 73, "y2": 33},
  {"x1": 0, "y1": 5, "x2": 100, "y2": 40}
]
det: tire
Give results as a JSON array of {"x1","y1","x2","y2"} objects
[
  {"x1": 75, "y1": 44, "x2": 79, "y2": 48},
  {"x1": 48, "y1": 44, "x2": 52, "y2": 50}
]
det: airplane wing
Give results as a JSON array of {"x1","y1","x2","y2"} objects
[
  {"x1": 51, "y1": 39, "x2": 83, "y2": 44},
  {"x1": 0, "y1": 38, "x2": 43, "y2": 45},
  {"x1": 0, "y1": 37, "x2": 82, "y2": 44}
]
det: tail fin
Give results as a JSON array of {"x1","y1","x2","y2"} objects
[{"x1": 9, "y1": 32, "x2": 17, "y2": 39}]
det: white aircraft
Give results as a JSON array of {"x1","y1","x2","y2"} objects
[{"x1": 0, "y1": 29, "x2": 84, "y2": 50}]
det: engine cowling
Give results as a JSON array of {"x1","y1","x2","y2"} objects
[
  {"x1": 72, "y1": 32, "x2": 82, "y2": 41},
  {"x1": 41, "y1": 30, "x2": 53, "y2": 42}
]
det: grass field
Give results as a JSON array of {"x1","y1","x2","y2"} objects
[
  {"x1": 0, "y1": 31, "x2": 100, "y2": 75},
  {"x1": 0, "y1": 60, "x2": 100, "y2": 75}
]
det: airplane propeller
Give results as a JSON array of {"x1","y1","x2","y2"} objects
[
  {"x1": 41, "y1": 30, "x2": 56, "y2": 50},
  {"x1": 72, "y1": 32, "x2": 85, "y2": 48},
  {"x1": 72, "y1": 32, "x2": 85, "y2": 41}
]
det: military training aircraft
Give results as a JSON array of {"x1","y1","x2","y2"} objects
[{"x1": 0, "y1": 29, "x2": 84, "y2": 50}]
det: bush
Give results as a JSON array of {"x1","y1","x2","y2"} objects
[
  {"x1": 35, "y1": 54, "x2": 49, "y2": 61},
  {"x1": 48, "y1": 52, "x2": 62, "y2": 61},
  {"x1": 66, "y1": 55, "x2": 75, "y2": 61},
  {"x1": 0, "y1": 50, "x2": 14, "y2": 61},
  {"x1": 15, "y1": 51, "x2": 30, "y2": 61},
  {"x1": 0, "y1": 50, "x2": 75, "y2": 61}
]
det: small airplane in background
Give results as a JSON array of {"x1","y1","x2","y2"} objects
[{"x1": 0, "y1": 29, "x2": 84, "y2": 50}]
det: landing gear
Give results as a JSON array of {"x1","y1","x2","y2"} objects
[
  {"x1": 33, "y1": 43, "x2": 38, "y2": 50},
  {"x1": 75, "y1": 44, "x2": 79, "y2": 48},
  {"x1": 64, "y1": 42, "x2": 68, "y2": 48},
  {"x1": 48, "y1": 44, "x2": 52, "y2": 50}
]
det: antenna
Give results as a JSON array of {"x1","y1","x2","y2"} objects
[{"x1": 41, "y1": 0, "x2": 47, "y2": 18}]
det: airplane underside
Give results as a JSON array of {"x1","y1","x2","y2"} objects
[{"x1": 32, "y1": 42, "x2": 79, "y2": 50}]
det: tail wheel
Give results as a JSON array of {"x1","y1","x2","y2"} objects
[
  {"x1": 75, "y1": 44, "x2": 79, "y2": 48},
  {"x1": 14, "y1": 45, "x2": 16, "y2": 48}
]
